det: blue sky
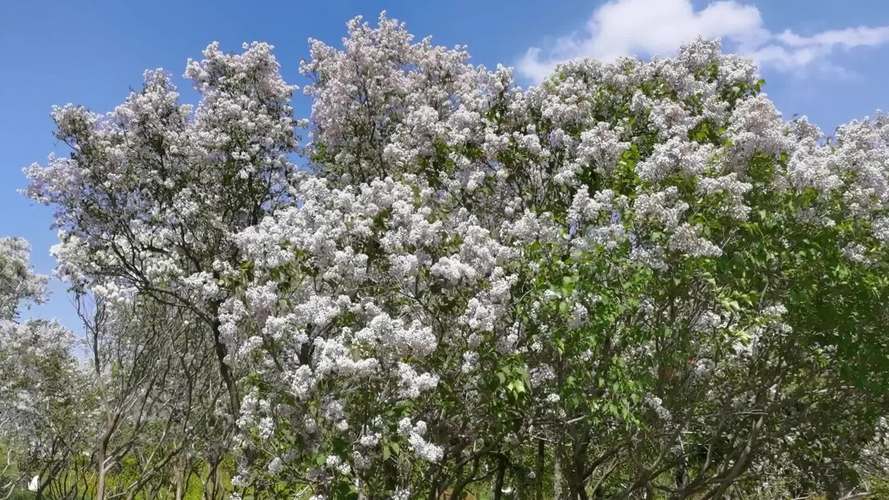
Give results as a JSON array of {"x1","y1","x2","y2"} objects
[{"x1": 2, "y1": 0, "x2": 888, "y2": 332}]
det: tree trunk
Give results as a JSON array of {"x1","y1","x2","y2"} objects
[
  {"x1": 568, "y1": 440, "x2": 589, "y2": 500},
  {"x1": 212, "y1": 321, "x2": 240, "y2": 419},
  {"x1": 536, "y1": 439, "x2": 546, "y2": 500},
  {"x1": 174, "y1": 454, "x2": 189, "y2": 500},
  {"x1": 95, "y1": 459, "x2": 107, "y2": 500},
  {"x1": 492, "y1": 454, "x2": 507, "y2": 500}
]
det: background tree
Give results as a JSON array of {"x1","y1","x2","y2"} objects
[
  {"x1": 0, "y1": 238, "x2": 88, "y2": 499},
  {"x1": 76, "y1": 296, "x2": 226, "y2": 500}
]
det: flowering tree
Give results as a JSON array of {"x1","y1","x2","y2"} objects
[
  {"x1": 0, "y1": 238, "x2": 88, "y2": 498},
  {"x1": 21, "y1": 13, "x2": 889, "y2": 499},
  {"x1": 25, "y1": 41, "x2": 299, "y2": 421}
]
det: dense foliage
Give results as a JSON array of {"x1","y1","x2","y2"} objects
[{"x1": 3, "y1": 13, "x2": 889, "y2": 499}]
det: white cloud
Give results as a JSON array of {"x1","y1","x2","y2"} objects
[{"x1": 517, "y1": 0, "x2": 889, "y2": 82}]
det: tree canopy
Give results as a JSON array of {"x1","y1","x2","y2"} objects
[{"x1": 2, "y1": 13, "x2": 889, "y2": 499}]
